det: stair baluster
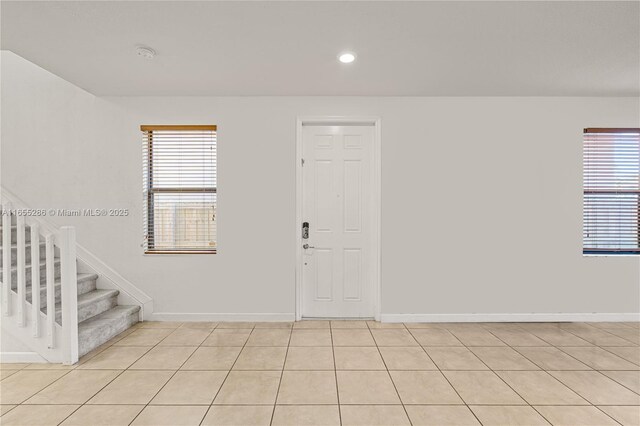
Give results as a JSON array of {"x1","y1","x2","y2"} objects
[
  {"x1": 2, "y1": 202, "x2": 11, "y2": 315},
  {"x1": 16, "y1": 215, "x2": 26, "y2": 326},
  {"x1": 45, "y1": 234, "x2": 56, "y2": 349},
  {"x1": 31, "y1": 223, "x2": 40, "y2": 337}
]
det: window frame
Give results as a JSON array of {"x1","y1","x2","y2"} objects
[
  {"x1": 141, "y1": 124, "x2": 217, "y2": 255},
  {"x1": 583, "y1": 127, "x2": 640, "y2": 256}
]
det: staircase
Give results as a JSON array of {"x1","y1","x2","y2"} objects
[{"x1": 1, "y1": 209, "x2": 141, "y2": 363}]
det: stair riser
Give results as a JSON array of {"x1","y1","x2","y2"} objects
[
  {"x1": 26, "y1": 277, "x2": 97, "y2": 309},
  {"x1": 55, "y1": 293, "x2": 118, "y2": 324},
  {"x1": 78, "y1": 309, "x2": 139, "y2": 357},
  {"x1": 2, "y1": 262, "x2": 61, "y2": 286},
  {"x1": 0, "y1": 243, "x2": 48, "y2": 266}
]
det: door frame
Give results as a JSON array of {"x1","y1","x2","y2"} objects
[{"x1": 295, "y1": 116, "x2": 382, "y2": 321}]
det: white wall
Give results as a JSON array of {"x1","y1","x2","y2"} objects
[
  {"x1": 2, "y1": 51, "x2": 639, "y2": 320},
  {"x1": 1, "y1": 333, "x2": 46, "y2": 363}
]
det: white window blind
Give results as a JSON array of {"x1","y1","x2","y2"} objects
[
  {"x1": 583, "y1": 128, "x2": 640, "y2": 254},
  {"x1": 142, "y1": 125, "x2": 217, "y2": 253}
]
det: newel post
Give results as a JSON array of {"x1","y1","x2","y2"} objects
[{"x1": 59, "y1": 226, "x2": 78, "y2": 364}]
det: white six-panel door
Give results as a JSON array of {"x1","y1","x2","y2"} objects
[{"x1": 301, "y1": 124, "x2": 376, "y2": 318}]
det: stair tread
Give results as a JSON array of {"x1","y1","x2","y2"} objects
[
  {"x1": 6, "y1": 257, "x2": 60, "y2": 272},
  {"x1": 53, "y1": 289, "x2": 120, "y2": 325},
  {"x1": 76, "y1": 272, "x2": 99, "y2": 282},
  {"x1": 79, "y1": 289, "x2": 118, "y2": 306},
  {"x1": 78, "y1": 305, "x2": 140, "y2": 356},
  {"x1": 55, "y1": 289, "x2": 119, "y2": 312},
  {"x1": 22, "y1": 273, "x2": 98, "y2": 294},
  {"x1": 78, "y1": 305, "x2": 140, "y2": 329},
  {"x1": 1, "y1": 241, "x2": 46, "y2": 249}
]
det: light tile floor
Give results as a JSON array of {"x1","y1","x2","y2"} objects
[{"x1": 1, "y1": 321, "x2": 639, "y2": 425}]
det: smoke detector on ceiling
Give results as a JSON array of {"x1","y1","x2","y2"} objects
[{"x1": 136, "y1": 46, "x2": 156, "y2": 60}]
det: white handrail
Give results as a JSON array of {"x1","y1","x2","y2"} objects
[
  {"x1": 31, "y1": 223, "x2": 40, "y2": 337},
  {"x1": 16, "y1": 215, "x2": 26, "y2": 326},
  {"x1": 2, "y1": 202, "x2": 12, "y2": 316},
  {"x1": 45, "y1": 234, "x2": 55, "y2": 349},
  {"x1": 59, "y1": 226, "x2": 78, "y2": 365}
]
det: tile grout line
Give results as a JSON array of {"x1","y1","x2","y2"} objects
[
  {"x1": 565, "y1": 322, "x2": 639, "y2": 346},
  {"x1": 10, "y1": 330, "x2": 140, "y2": 406},
  {"x1": 368, "y1": 322, "x2": 413, "y2": 426},
  {"x1": 405, "y1": 326, "x2": 485, "y2": 426},
  {"x1": 549, "y1": 345, "x2": 640, "y2": 397},
  {"x1": 598, "y1": 327, "x2": 640, "y2": 345},
  {"x1": 54, "y1": 341, "x2": 159, "y2": 426},
  {"x1": 511, "y1": 343, "x2": 640, "y2": 397},
  {"x1": 269, "y1": 325, "x2": 293, "y2": 426},
  {"x1": 597, "y1": 346, "x2": 640, "y2": 368},
  {"x1": 479, "y1": 326, "x2": 580, "y2": 426},
  {"x1": 2, "y1": 323, "x2": 148, "y2": 424},
  {"x1": 500, "y1": 345, "x2": 601, "y2": 407},
  {"x1": 54, "y1": 368, "x2": 131, "y2": 425},
  {"x1": 507, "y1": 345, "x2": 591, "y2": 371},
  {"x1": 125, "y1": 323, "x2": 218, "y2": 426},
  {"x1": 330, "y1": 322, "x2": 343, "y2": 426},
  {"x1": 417, "y1": 324, "x2": 591, "y2": 424},
  {"x1": 514, "y1": 325, "x2": 593, "y2": 348},
  {"x1": 198, "y1": 323, "x2": 253, "y2": 426},
  {"x1": 555, "y1": 324, "x2": 640, "y2": 366},
  {"x1": 533, "y1": 359, "x2": 633, "y2": 426},
  {"x1": 596, "y1": 370, "x2": 640, "y2": 396},
  {"x1": 4, "y1": 367, "x2": 77, "y2": 426},
  {"x1": 482, "y1": 324, "x2": 635, "y2": 424},
  {"x1": 10, "y1": 363, "x2": 77, "y2": 405},
  {"x1": 35, "y1": 323, "x2": 171, "y2": 425}
]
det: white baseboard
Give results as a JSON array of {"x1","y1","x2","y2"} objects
[
  {"x1": 147, "y1": 312, "x2": 639, "y2": 323},
  {"x1": 381, "y1": 313, "x2": 640, "y2": 323},
  {"x1": 1, "y1": 352, "x2": 47, "y2": 363},
  {"x1": 149, "y1": 312, "x2": 296, "y2": 322}
]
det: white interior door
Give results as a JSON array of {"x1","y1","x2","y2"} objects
[{"x1": 301, "y1": 124, "x2": 376, "y2": 318}]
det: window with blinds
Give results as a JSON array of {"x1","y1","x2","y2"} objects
[
  {"x1": 142, "y1": 125, "x2": 217, "y2": 254},
  {"x1": 583, "y1": 128, "x2": 640, "y2": 254}
]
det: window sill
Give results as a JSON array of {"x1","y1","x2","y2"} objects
[
  {"x1": 583, "y1": 253, "x2": 639, "y2": 257},
  {"x1": 144, "y1": 250, "x2": 217, "y2": 255}
]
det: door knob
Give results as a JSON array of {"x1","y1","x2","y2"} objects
[{"x1": 303, "y1": 244, "x2": 315, "y2": 249}]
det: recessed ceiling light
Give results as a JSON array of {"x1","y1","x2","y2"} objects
[
  {"x1": 338, "y1": 52, "x2": 356, "y2": 64},
  {"x1": 136, "y1": 46, "x2": 156, "y2": 59}
]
